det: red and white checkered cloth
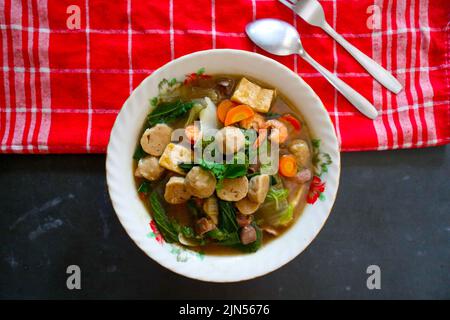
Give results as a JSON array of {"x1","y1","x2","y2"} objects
[{"x1": 0, "y1": 0, "x2": 448, "y2": 153}]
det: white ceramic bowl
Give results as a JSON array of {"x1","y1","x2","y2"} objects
[{"x1": 106, "y1": 49, "x2": 340, "y2": 282}]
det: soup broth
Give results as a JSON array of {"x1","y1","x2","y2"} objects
[{"x1": 133, "y1": 72, "x2": 314, "y2": 255}]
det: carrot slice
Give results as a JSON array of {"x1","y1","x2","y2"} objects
[
  {"x1": 185, "y1": 124, "x2": 201, "y2": 144},
  {"x1": 217, "y1": 100, "x2": 236, "y2": 123},
  {"x1": 224, "y1": 105, "x2": 255, "y2": 126},
  {"x1": 279, "y1": 154, "x2": 298, "y2": 177}
]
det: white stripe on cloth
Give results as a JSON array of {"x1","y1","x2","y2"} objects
[
  {"x1": 26, "y1": 0, "x2": 36, "y2": 151},
  {"x1": 0, "y1": 0, "x2": 11, "y2": 151},
  {"x1": 386, "y1": 0, "x2": 399, "y2": 148},
  {"x1": 10, "y1": 0, "x2": 26, "y2": 151},
  {"x1": 395, "y1": 0, "x2": 414, "y2": 148},
  {"x1": 85, "y1": 0, "x2": 92, "y2": 152},
  {"x1": 37, "y1": 0, "x2": 51, "y2": 152},
  {"x1": 410, "y1": 0, "x2": 422, "y2": 147},
  {"x1": 127, "y1": 0, "x2": 133, "y2": 94},
  {"x1": 251, "y1": 0, "x2": 256, "y2": 52},
  {"x1": 372, "y1": 0, "x2": 388, "y2": 150},
  {"x1": 418, "y1": 0, "x2": 437, "y2": 146},
  {"x1": 211, "y1": 0, "x2": 216, "y2": 49},
  {"x1": 332, "y1": 0, "x2": 341, "y2": 146},
  {"x1": 169, "y1": 0, "x2": 174, "y2": 60}
]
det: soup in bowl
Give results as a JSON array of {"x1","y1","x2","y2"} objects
[{"x1": 106, "y1": 50, "x2": 340, "y2": 282}]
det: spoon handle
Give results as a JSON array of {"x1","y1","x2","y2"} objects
[
  {"x1": 322, "y1": 22, "x2": 402, "y2": 94},
  {"x1": 299, "y1": 50, "x2": 378, "y2": 119}
]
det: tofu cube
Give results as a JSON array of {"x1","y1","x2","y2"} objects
[
  {"x1": 231, "y1": 77, "x2": 275, "y2": 113},
  {"x1": 158, "y1": 143, "x2": 192, "y2": 175}
]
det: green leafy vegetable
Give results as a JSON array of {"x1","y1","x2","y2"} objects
[
  {"x1": 265, "y1": 112, "x2": 282, "y2": 119},
  {"x1": 278, "y1": 204, "x2": 294, "y2": 226},
  {"x1": 149, "y1": 192, "x2": 178, "y2": 243},
  {"x1": 178, "y1": 160, "x2": 248, "y2": 187},
  {"x1": 196, "y1": 67, "x2": 206, "y2": 75},
  {"x1": 147, "y1": 100, "x2": 194, "y2": 127},
  {"x1": 137, "y1": 181, "x2": 150, "y2": 193},
  {"x1": 133, "y1": 144, "x2": 146, "y2": 160},
  {"x1": 218, "y1": 200, "x2": 239, "y2": 233},
  {"x1": 150, "y1": 97, "x2": 159, "y2": 107},
  {"x1": 266, "y1": 187, "x2": 289, "y2": 210},
  {"x1": 186, "y1": 199, "x2": 201, "y2": 219}
]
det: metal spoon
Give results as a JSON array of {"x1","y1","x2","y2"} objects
[
  {"x1": 280, "y1": 0, "x2": 402, "y2": 94},
  {"x1": 246, "y1": 18, "x2": 378, "y2": 119}
]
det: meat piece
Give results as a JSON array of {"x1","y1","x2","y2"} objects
[
  {"x1": 140, "y1": 124, "x2": 173, "y2": 156},
  {"x1": 195, "y1": 217, "x2": 216, "y2": 236},
  {"x1": 185, "y1": 166, "x2": 217, "y2": 198},
  {"x1": 164, "y1": 176, "x2": 191, "y2": 204},
  {"x1": 216, "y1": 176, "x2": 249, "y2": 202},
  {"x1": 289, "y1": 168, "x2": 312, "y2": 184},
  {"x1": 288, "y1": 139, "x2": 311, "y2": 167},
  {"x1": 248, "y1": 174, "x2": 270, "y2": 203},
  {"x1": 240, "y1": 225, "x2": 257, "y2": 245},
  {"x1": 134, "y1": 156, "x2": 165, "y2": 181},
  {"x1": 231, "y1": 77, "x2": 275, "y2": 113},
  {"x1": 235, "y1": 197, "x2": 260, "y2": 215},
  {"x1": 236, "y1": 213, "x2": 253, "y2": 227},
  {"x1": 158, "y1": 143, "x2": 192, "y2": 175},
  {"x1": 203, "y1": 196, "x2": 219, "y2": 225},
  {"x1": 215, "y1": 126, "x2": 246, "y2": 155}
]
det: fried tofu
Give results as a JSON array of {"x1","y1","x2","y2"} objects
[
  {"x1": 231, "y1": 77, "x2": 275, "y2": 113},
  {"x1": 158, "y1": 143, "x2": 192, "y2": 175}
]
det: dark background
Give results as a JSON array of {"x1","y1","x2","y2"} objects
[{"x1": 1, "y1": 146, "x2": 449, "y2": 299}]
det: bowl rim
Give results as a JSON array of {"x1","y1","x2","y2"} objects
[{"x1": 106, "y1": 49, "x2": 341, "y2": 282}]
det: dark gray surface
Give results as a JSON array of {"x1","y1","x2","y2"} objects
[{"x1": 0, "y1": 146, "x2": 449, "y2": 299}]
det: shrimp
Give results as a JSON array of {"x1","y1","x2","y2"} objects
[
  {"x1": 263, "y1": 119, "x2": 288, "y2": 144},
  {"x1": 239, "y1": 113, "x2": 266, "y2": 130}
]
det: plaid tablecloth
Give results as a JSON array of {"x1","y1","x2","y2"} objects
[{"x1": 0, "y1": 0, "x2": 448, "y2": 153}]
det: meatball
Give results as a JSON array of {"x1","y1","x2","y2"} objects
[
  {"x1": 247, "y1": 174, "x2": 270, "y2": 203},
  {"x1": 140, "y1": 124, "x2": 173, "y2": 156},
  {"x1": 215, "y1": 126, "x2": 246, "y2": 155},
  {"x1": 203, "y1": 196, "x2": 219, "y2": 225},
  {"x1": 164, "y1": 176, "x2": 191, "y2": 204},
  {"x1": 216, "y1": 176, "x2": 249, "y2": 202},
  {"x1": 185, "y1": 166, "x2": 217, "y2": 198},
  {"x1": 288, "y1": 139, "x2": 311, "y2": 167},
  {"x1": 134, "y1": 156, "x2": 165, "y2": 181},
  {"x1": 235, "y1": 197, "x2": 260, "y2": 215},
  {"x1": 240, "y1": 225, "x2": 257, "y2": 245}
]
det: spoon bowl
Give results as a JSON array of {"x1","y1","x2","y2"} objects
[{"x1": 246, "y1": 19, "x2": 302, "y2": 56}]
